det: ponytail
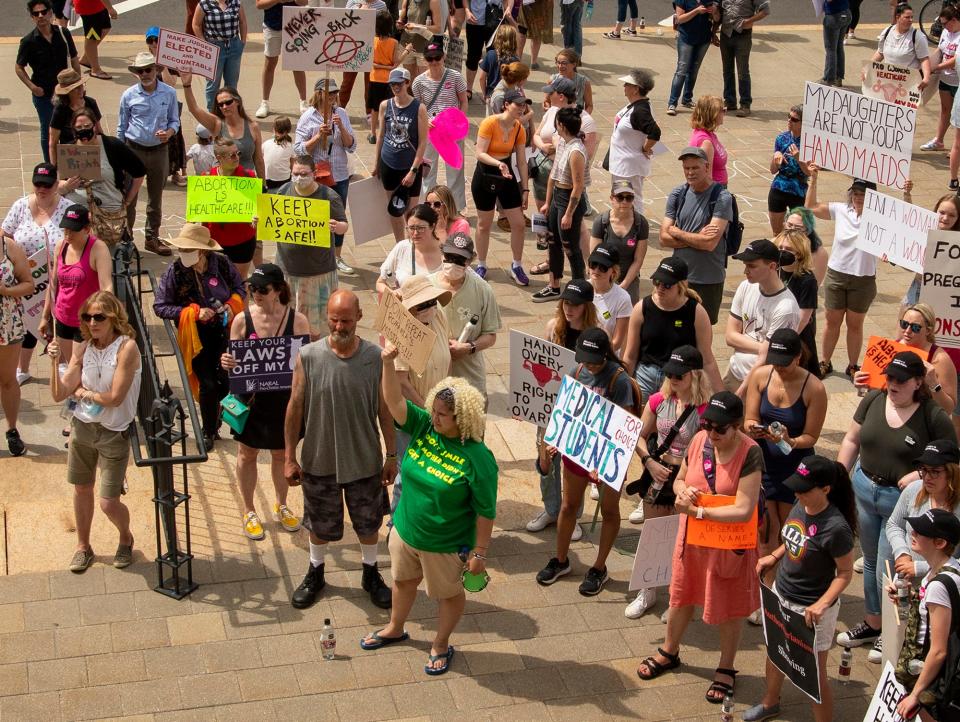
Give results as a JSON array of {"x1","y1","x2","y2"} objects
[{"x1": 829, "y1": 462, "x2": 859, "y2": 538}]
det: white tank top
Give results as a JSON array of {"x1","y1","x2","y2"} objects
[{"x1": 74, "y1": 335, "x2": 142, "y2": 432}]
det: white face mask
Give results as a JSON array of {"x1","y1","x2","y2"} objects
[
  {"x1": 415, "y1": 306, "x2": 438, "y2": 325},
  {"x1": 442, "y1": 262, "x2": 466, "y2": 280},
  {"x1": 293, "y1": 175, "x2": 314, "y2": 190},
  {"x1": 179, "y1": 250, "x2": 200, "y2": 267}
]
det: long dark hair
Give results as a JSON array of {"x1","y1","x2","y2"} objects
[{"x1": 829, "y1": 461, "x2": 859, "y2": 538}]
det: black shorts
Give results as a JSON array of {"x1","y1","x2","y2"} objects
[
  {"x1": 471, "y1": 162, "x2": 523, "y2": 212},
  {"x1": 941, "y1": 80, "x2": 959, "y2": 98},
  {"x1": 380, "y1": 162, "x2": 424, "y2": 198},
  {"x1": 366, "y1": 81, "x2": 393, "y2": 114},
  {"x1": 55, "y1": 319, "x2": 83, "y2": 342},
  {"x1": 452, "y1": 0, "x2": 464, "y2": 8},
  {"x1": 767, "y1": 186, "x2": 805, "y2": 214},
  {"x1": 465, "y1": 22, "x2": 492, "y2": 71},
  {"x1": 301, "y1": 471, "x2": 390, "y2": 541},
  {"x1": 220, "y1": 238, "x2": 257, "y2": 265},
  {"x1": 80, "y1": 9, "x2": 112, "y2": 39}
]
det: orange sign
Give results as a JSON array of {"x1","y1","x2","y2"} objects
[
  {"x1": 861, "y1": 335, "x2": 914, "y2": 389},
  {"x1": 687, "y1": 494, "x2": 758, "y2": 550}
]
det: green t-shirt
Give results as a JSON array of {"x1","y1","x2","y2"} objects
[{"x1": 394, "y1": 401, "x2": 498, "y2": 553}]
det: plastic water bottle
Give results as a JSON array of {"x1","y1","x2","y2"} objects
[
  {"x1": 720, "y1": 693, "x2": 734, "y2": 721},
  {"x1": 768, "y1": 422, "x2": 793, "y2": 455},
  {"x1": 585, "y1": 0, "x2": 594, "y2": 20},
  {"x1": 79, "y1": 398, "x2": 103, "y2": 417},
  {"x1": 639, "y1": 16, "x2": 646, "y2": 29},
  {"x1": 321, "y1": 618, "x2": 336, "y2": 660},
  {"x1": 896, "y1": 574, "x2": 911, "y2": 616},
  {"x1": 59, "y1": 398, "x2": 78, "y2": 420},
  {"x1": 839, "y1": 647, "x2": 852, "y2": 684}
]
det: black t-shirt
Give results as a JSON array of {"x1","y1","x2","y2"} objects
[
  {"x1": 51, "y1": 96, "x2": 102, "y2": 144},
  {"x1": 775, "y1": 503, "x2": 854, "y2": 606},
  {"x1": 781, "y1": 269, "x2": 819, "y2": 375},
  {"x1": 17, "y1": 26, "x2": 78, "y2": 97},
  {"x1": 591, "y1": 210, "x2": 649, "y2": 284}
]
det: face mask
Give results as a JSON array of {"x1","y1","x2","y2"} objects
[
  {"x1": 415, "y1": 306, "x2": 438, "y2": 325},
  {"x1": 75, "y1": 128, "x2": 95, "y2": 141},
  {"x1": 179, "y1": 250, "x2": 200, "y2": 267},
  {"x1": 442, "y1": 262, "x2": 466, "y2": 280},
  {"x1": 779, "y1": 250, "x2": 797, "y2": 267},
  {"x1": 294, "y1": 175, "x2": 314, "y2": 190}
]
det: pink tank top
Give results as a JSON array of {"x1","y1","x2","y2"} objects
[
  {"x1": 54, "y1": 236, "x2": 100, "y2": 327},
  {"x1": 689, "y1": 128, "x2": 728, "y2": 185}
]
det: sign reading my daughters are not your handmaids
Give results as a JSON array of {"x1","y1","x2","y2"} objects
[
  {"x1": 800, "y1": 81, "x2": 914, "y2": 190},
  {"x1": 186, "y1": 175, "x2": 260, "y2": 223},
  {"x1": 628, "y1": 514, "x2": 680, "y2": 591},
  {"x1": 281, "y1": 6, "x2": 375, "y2": 73},
  {"x1": 228, "y1": 335, "x2": 309, "y2": 394},
  {"x1": 920, "y1": 229, "x2": 960, "y2": 349},
  {"x1": 856, "y1": 189, "x2": 936, "y2": 274},
  {"x1": 760, "y1": 584, "x2": 821, "y2": 704},
  {"x1": 374, "y1": 290, "x2": 437, "y2": 376},
  {"x1": 862, "y1": 60, "x2": 922, "y2": 110},
  {"x1": 155, "y1": 28, "x2": 220, "y2": 80},
  {"x1": 542, "y1": 376, "x2": 643, "y2": 493},
  {"x1": 257, "y1": 194, "x2": 330, "y2": 247},
  {"x1": 508, "y1": 330, "x2": 575, "y2": 428},
  {"x1": 686, "y1": 494, "x2": 758, "y2": 550},
  {"x1": 863, "y1": 662, "x2": 908, "y2": 722}
]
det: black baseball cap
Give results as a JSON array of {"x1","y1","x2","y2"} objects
[
  {"x1": 784, "y1": 455, "x2": 839, "y2": 494},
  {"x1": 906, "y1": 508, "x2": 960, "y2": 546},
  {"x1": 702, "y1": 391, "x2": 743, "y2": 425},
  {"x1": 59, "y1": 204, "x2": 90, "y2": 231},
  {"x1": 387, "y1": 185, "x2": 410, "y2": 217},
  {"x1": 915, "y1": 439, "x2": 960, "y2": 467},
  {"x1": 650, "y1": 256, "x2": 688, "y2": 285},
  {"x1": 575, "y1": 327, "x2": 610, "y2": 364},
  {"x1": 732, "y1": 238, "x2": 780, "y2": 263},
  {"x1": 662, "y1": 345, "x2": 703, "y2": 376},
  {"x1": 560, "y1": 278, "x2": 595, "y2": 305},
  {"x1": 424, "y1": 42, "x2": 444, "y2": 59},
  {"x1": 588, "y1": 244, "x2": 620, "y2": 269},
  {"x1": 883, "y1": 351, "x2": 926, "y2": 381},
  {"x1": 851, "y1": 178, "x2": 878, "y2": 192},
  {"x1": 766, "y1": 328, "x2": 803, "y2": 367},
  {"x1": 33, "y1": 162, "x2": 57, "y2": 187},
  {"x1": 441, "y1": 231, "x2": 475, "y2": 260},
  {"x1": 247, "y1": 263, "x2": 285, "y2": 290}
]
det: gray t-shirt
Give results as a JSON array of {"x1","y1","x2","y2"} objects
[
  {"x1": 664, "y1": 182, "x2": 734, "y2": 285},
  {"x1": 274, "y1": 183, "x2": 347, "y2": 278},
  {"x1": 776, "y1": 502, "x2": 854, "y2": 606},
  {"x1": 299, "y1": 338, "x2": 384, "y2": 483}
]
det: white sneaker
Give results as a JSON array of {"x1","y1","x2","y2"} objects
[
  {"x1": 526, "y1": 510, "x2": 557, "y2": 532},
  {"x1": 571, "y1": 522, "x2": 583, "y2": 542},
  {"x1": 867, "y1": 637, "x2": 883, "y2": 664},
  {"x1": 854, "y1": 556, "x2": 864, "y2": 573},
  {"x1": 336, "y1": 258, "x2": 356, "y2": 276},
  {"x1": 16, "y1": 369, "x2": 31, "y2": 385},
  {"x1": 629, "y1": 501, "x2": 644, "y2": 524},
  {"x1": 625, "y1": 588, "x2": 656, "y2": 619},
  {"x1": 747, "y1": 608, "x2": 763, "y2": 626},
  {"x1": 922, "y1": 139, "x2": 945, "y2": 151},
  {"x1": 299, "y1": 99, "x2": 310, "y2": 113},
  {"x1": 255, "y1": 100, "x2": 270, "y2": 119},
  {"x1": 590, "y1": 485, "x2": 600, "y2": 501}
]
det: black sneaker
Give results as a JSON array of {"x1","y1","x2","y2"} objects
[
  {"x1": 531, "y1": 286, "x2": 561, "y2": 303},
  {"x1": 291, "y1": 563, "x2": 325, "y2": 609},
  {"x1": 951, "y1": 178, "x2": 959, "y2": 192},
  {"x1": 536, "y1": 557, "x2": 571, "y2": 585},
  {"x1": 836, "y1": 620, "x2": 880, "y2": 648},
  {"x1": 362, "y1": 562, "x2": 392, "y2": 609},
  {"x1": 578, "y1": 566, "x2": 609, "y2": 596},
  {"x1": 6, "y1": 428, "x2": 25, "y2": 457}
]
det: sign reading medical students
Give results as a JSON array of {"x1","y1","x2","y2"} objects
[
  {"x1": 628, "y1": 514, "x2": 680, "y2": 591},
  {"x1": 856, "y1": 189, "x2": 936, "y2": 273},
  {"x1": 228, "y1": 335, "x2": 309, "y2": 394},
  {"x1": 281, "y1": 6, "x2": 376, "y2": 73},
  {"x1": 863, "y1": 662, "x2": 908, "y2": 722},
  {"x1": 920, "y1": 229, "x2": 960, "y2": 349},
  {"x1": 800, "y1": 81, "x2": 915, "y2": 190},
  {"x1": 508, "y1": 330, "x2": 575, "y2": 428},
  {"x1": 155, "y1": 28, "x2": 220, "y2": 80},
  {"x1": 760, "y1": 583, "x2": 821, "y2": 704}
]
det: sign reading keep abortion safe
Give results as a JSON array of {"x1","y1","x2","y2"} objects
[
  {"x1": 800, "y1": 81, "x2": 915, "y2": 190},
  {"x1": 542, "y1": 376, "x2": 642, "y2": 492},
  {"x1": 508, "y1": 330, "x2": 575, "y2": 428},
  {"x1": 281, "y1": 6, "x2": 376, "y2": 73},
  {"x1": 856, "y1": 189, "x2": 936, "y2": 273},
  {"x1": 256, "y1": 194, "x2": 331, "y2": 247}
]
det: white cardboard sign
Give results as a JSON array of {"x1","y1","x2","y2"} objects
[
  {"x1": 862, "y1": 662, "x2": 908, "y2": 722},
  {"x1": 856, "y1": 189, "x2": 937, "y2": 273},
  {"x1": 628, "y1": 514, "x2": 680, "y2": 591},
  {"x1": 155, "y1": 28, "x2": 220, "y2": 81},
  {"x1": 508, "y1": 330, "x2": 575, "y2": 428},
  {"x1": 920, "y1": 229, "x2": 960, "y2": 349},
  {"x1": 281, "y1": 6, "x2": 376, "y2": 73}
]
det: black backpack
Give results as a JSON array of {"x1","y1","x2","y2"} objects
[
  {"x1": 674, "y1": 183, "x2": 744, "y2": 265},
  {"x1": 927, "y1": 567, "x2": 960, "y2": 720}
]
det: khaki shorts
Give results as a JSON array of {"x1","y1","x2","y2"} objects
[
  {"x1": 66, "y1": 419, "x2": 130, "y2": 498},
  {"x1": 290, "y1": 271, "x2": 338, "y2": 338},
  {"x1": 772, "y1": 582, "x2": 840, "y2": 653},
  {"x1": 823, "y1": 267, "x2": 877, "y2": 314},
  {"x1": 389, "y1": 530, "x2": 464, "y2": 600},
  {"x1": 263, "y1": 25, "x2": 282, "y2": 58}
]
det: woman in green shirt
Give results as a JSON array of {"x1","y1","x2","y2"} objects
[{"x1": 361, "y1": 343, "x2": 498, "y2": 676}]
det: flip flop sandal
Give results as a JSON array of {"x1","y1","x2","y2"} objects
[
  {"x1": 89, "y1": 71, "x2": 113, "y2": 80},
  {"x1": 359, "y1": 630, "x2": 409, "y2": 650},
  {"x1": 528, "y1": 262, "x2": 550, "y2": 275},
  {"x1": 705, "y1": 667, "x2": 738, "y2": 704},
  {"x1": 636, "y1": 647, "x2": 681, "y2": 680},
  {"x1": 424, "y1": 645, "x2": 455, "y2": 675}
]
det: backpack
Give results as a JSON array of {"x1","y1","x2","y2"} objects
[
  {"x1": 574, "y1": 363, "x2": 645, "y2": 421},
  {"x1": 673, "y1": 183, "x2": 744, "y2": 266},
  {"x1": 880, "y1": 24, "x2": 919, "y2": 50},
  {"x1": 929, "y1": 567, "x2": 960, "y2": 719}
]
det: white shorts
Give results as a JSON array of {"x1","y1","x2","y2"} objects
[
  {"x1": 263, "y1": 25, "x2": 282, "y2": 57},
  {"x1": 772, "y1": 582, "x2": 840, "y2": 653}
]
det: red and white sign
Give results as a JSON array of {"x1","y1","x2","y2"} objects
[{"x1": 155, "y1": 28, "x2": 220, "y2": 81}]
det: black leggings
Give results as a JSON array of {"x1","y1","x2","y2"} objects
[
  {"x1": 547, "y1": 187, "x2": 587, "y2": 281},
  {"x1": 195, "y1": 322, "x2": 229, "y2": 436},
  {"x1": 849, "y1": 0, "x2": 862, "y2": 31},
  {"x1": 466, "y1": 22, "x2": 493, "y2": 71}
]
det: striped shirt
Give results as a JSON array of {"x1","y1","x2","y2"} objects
[
  {"x1": 293, "y1": 106, "x2": 356, "y2": 183},
  {"x1": 199, "y1": 0, "x2": 242, "y2": 42},
  {"x1": 346, "y1": 0, "x2": 388, "y2": 9},
  {"x1": 411, "y1": 69, "x2": 467, "y2": 116}
]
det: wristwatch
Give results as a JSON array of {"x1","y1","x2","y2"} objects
[
  {"x1": 696, "y1": 506, "x2": 705, "y2": 520},
  {"x1": 469, "y1": 341, "x2": 477, "y2": 355},
  {"x1": 933, "y1": 383, "x2": 943, "y2": 393}
]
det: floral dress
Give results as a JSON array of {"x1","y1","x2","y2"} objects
[{"x1": 0, "y1": 239, "x2": 25, "y2": 345}]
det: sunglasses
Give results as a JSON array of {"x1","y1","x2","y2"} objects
[
  {"x1": 218, "y1": 98, "x2": 236, "y2": 108},
  {"x1": 428, "y1": 200, "x2": 445, "y2": 209},
  {"x1": 700, "y1": 421, "x2": 731, "y2": 434},
  {"x1": 248, "y1": 284, "x2": 273, "y2": 294},
  {"x1": 412, "y1": 299, "x2": 438, "y2": 313},
  {"x1": 614, "y1": 194, "x2": 635, "y2": 203},
  {"x1": 442, "y1": 254, "x2": 468, "y2": 266},
  {"x1": 218, "y1": 151, "x2": 241, "y2": 160},
  {"x1": 652, "y1": 279, "x2": 675, "y2": 290},
  {"x1": 899, "y1": 319, "x2": 924, "y2": 333},
  {"x1": 132, "y1": 67, "x2": 155, "y2": 75},
  {"x1": 31, "y1": 7, "x2": 50, "y2": 16},
  {"x1": 81, "y1": 312, "x2": 108, "y2": 323},
  {"x1": 426, "y1": 57, "x2": 443, "y2": 63},
  {"x1": 588, "y1": 262, "x2": 612, "y2": 271},
  {"x1": 787, "y1": 116, "x2": 801, "y2": 123},
  {"x1": 665, "y1": 372, "x2": 687, "y2": 381}
]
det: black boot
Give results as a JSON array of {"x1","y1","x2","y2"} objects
[
  {"x1": 291, "y1": 563, "x2": 325, "y2": 609},
  {"x1": 362, "y1": 562, "x2": 392, "y2": 609}
]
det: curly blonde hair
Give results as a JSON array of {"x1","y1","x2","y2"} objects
[
  {"x1": 493, "y1": 25, "x2": 519, "y2": 59},
  {"x1": 425, "y1": 377, "x2": 486, "y2": 443},
  {"x1": 691, "y1": 95, "x2": 724, "y2": 132},
  {"x1": 775, "y1": 228, "x2": 813, "y2": 275},
  {"x1": 79, "y1": 291, "x2": 136, "y2": 342}
]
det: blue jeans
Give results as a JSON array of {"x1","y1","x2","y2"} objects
[
  {"x1": 205, "y1": 36, "x2": 246, "y2": 110},
  {"x1": 668, "y1": 39, "x2": 710, "y2": 107},
  {"x1": 561, "y1": 1, "x2": 584, "y2": 58},
  {"x1": 332, "y1": 178, "x2": 349, "y2": 249},
  {"x1": 822, "y1": 11, "x2": 851, "y2": 84},
  {"x1": 720, "y1": 30, "x2": 753, "y2": 108},
  {"x1": 33, "y1": 94, "x2": 54, "y2": 163},
  {"x1": 852, "y1": 462, "x2": 902, "y2": 616},
  {"x1": 634, "y1": 363, "x2": 665, "y2": 400},
  {"x1": 617, "y1": 0, "x2": 638, "y2": 23}
]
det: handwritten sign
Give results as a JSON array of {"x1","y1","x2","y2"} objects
[
  {"x1": 542, "y1": 376, "x2": 643, "y2": 492},
  {"x1": 686, "y1": 494, "x2": 758, "y2": 550},
  {"x1": 347, "y1": 177, "x2": 393, "y2": 244},
  {"x1": 374, "y1": 290, "x2": 437, "y2": 375},
  {"x1": 920, "y1": 229, "x2": 960, "y2": 349},
  {"x1": 155, "y1": 28, "x2": 220, "y2": 80},
  {"x1": 57, "y1": 144, "x2": 101, "y2": 180},
  {"x1": 863, "y1": 662, "x2": 907, "y2": 722},
  {"x1": 760, "y1": 584, "x2": 821, "y2": 704},
  {"x1": 862, "y1": 61, "x2": 922, "y2": 109},
  {"x1": 800, "y1": 81, "x2": 914, "y2": 190},
  {"x1": 22, "y1": 247, "x2": 50, "y2": 338},
  {"x1": 628, "y1": 514, "x2": 680, "y2": 591},
  {"x1": 281, "y1": 6, "x2": 376, "y2": 73},
  {"x1": 861, "y1": 335, "x2": 914, "y2": 389},
  {"x1": 185, "y1": 175, "x2": 260, "y2": 223},
  {"x1": 508, "y1": 330, "x2": 575, "y2": 428},
  {"x1": 257, "y1": 194, "x2": 330, "y2": 247},
  {"x1": 857, "y1": 189, "x2": 936, "y2": 273},
  {"x1": 228, "y1": 335, "x2": 309, "y2": 394}
]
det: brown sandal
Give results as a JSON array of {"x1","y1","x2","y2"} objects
[
  {"x1": 528, "y1": 262, "x2": 550, "y2": 275},
  {"x1": 637, "y1": 647, "x2": 681, "y2": 680}
]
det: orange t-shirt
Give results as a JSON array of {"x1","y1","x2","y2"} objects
[
  {"x1": 477, "y1": 116, "x2": 526, "y2": 159},
  {"x1": 371, "y1": 37, "x2": 398, "y2": 83}
]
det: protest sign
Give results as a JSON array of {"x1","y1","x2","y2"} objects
[
  {"x1": 347, "y1": 177, "x2": 393, "y2": 244},
  {"x1": 857, "y1": 189, "x2": 936, "y2": 273},
  {"x1": 800, "y1": 81, "x2": 914, "y2": 190},
  {"x1": 185, "y1": 175, "x2": 260, "y2": 223},
  {"x1": 374, "y1": 291, "x2": 437, "y2": 375},
  {"x1": 542, "y1": 376, "x2": 643, "y2": 492},
  {"x1": 531, "y1": 213, "x2": 548, "y2": 236},
  {"x1": 860, "y1": 335, "x2": 914, "y2": 389},
  {"x1": 155, "y1": 28, "x2": 219, "y2": 80},
  {"x1": 57, "y1": 144, "x2": 101, "y2": 180},
  {"x1": 257, "y1": 194, "x2": 331, "y2": 247},
  {"x1": 881, "y1": 574, "x2": 907, "y2": 669},
  {"x1": 281, "y1": 6, "x2": 376, "y2": 73},
  {"x1": 811, "y1": 0, "x2": 823, "y2": 18},
  {"x1": 686, "y1": 494, "x2": 758, "y2": 550},
  {"x1": 760, "y1": 584, "x2": 821, "y2": 704},
  {"x1": 508, "y1": 330, "x2": 576, "y2": 427},
  {"x1": 22, "y1": 247, "x2": 50, "y2": 338},
  {"x1": 228, "y1": 335, "x2": 309, "y2": 394},
  {"x1": 428, "y1": 107, "x2": 469, "y2": 169},
  {"x1": 920, "y1": 229, "x2": 960, "y2": 349},
  {"x1": 862, "y1": 61, "x2": 922, "y2": 109},
  {"x1": 628, "y1": 514, "x2": 680, "y2": 591},
  {"x1": 863, "y1": 662, "x2": 907, "y2": 722}
]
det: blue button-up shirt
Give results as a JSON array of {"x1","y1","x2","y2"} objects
[
  {"x1": 294, "y1": 106, "x2": 356, "y2": 183},
  {"x1": 117, "y1": 81, "x2": 180, "y2": 146}
]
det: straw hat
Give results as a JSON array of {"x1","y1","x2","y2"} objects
[
  {"x1": 164, "y1": 224, "x2": 223, "y2": 251},
  {"x1": 399, "y1": 275, "x2": 452, "y2": 311},
  {"x1": 54, "y1": 68, "x2": 85, "y2": 95},
  {"x1": 128, "y1": 51, "x2": 157, "y2": 72}
]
